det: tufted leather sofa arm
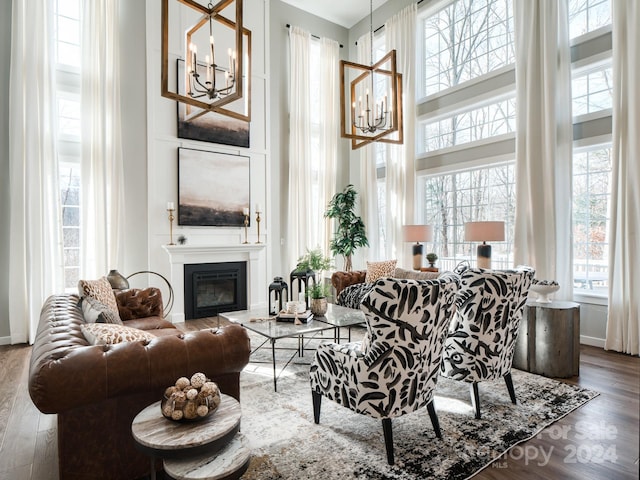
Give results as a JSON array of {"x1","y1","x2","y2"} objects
[
  {"x1": 116, "y1": 287, "x2": 163, "y2": 320},
  {"x1": 28, "y1": 294, "x2": 251, "y2": 480},
  {"x1": 331, "y1": 270, "x2": 367, "y2": 297}
]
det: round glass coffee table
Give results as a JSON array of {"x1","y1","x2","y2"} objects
[{"x1": 132, "y1": 393, "x2": 250, "y2": 480}]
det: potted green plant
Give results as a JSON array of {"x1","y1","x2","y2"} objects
[
  {"x1": 306, "y1": 283, "x2": 332, "y2": 316},
  {"x1": 425, "y1": 252, "x2": 439, "y2": 272},
  {"x1": 294, "y1": 247, "x2": 332, "y2": 274},
  {"x1": 324, "y1": 184, "x2": 369, "y2": 272}
]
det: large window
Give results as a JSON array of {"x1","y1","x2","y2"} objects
[
  {"x1": 423, "y1": 0, "x2": 514, "y2": 96},
  {"x1": 54, "y1": 0, "x2": 82, "y2": 289},
  {"x1": 424, "y1": 97, "x2": 515, "y2": 151},
  {"x1": 572, "y1": 146, "x2": 611, "y2": 294},
  {"x1": 415, "y1": 0, "x2": 612, "y2": 298},
  {"x1": 421, "y1": 163, "x2": 515, "y2": 271}
]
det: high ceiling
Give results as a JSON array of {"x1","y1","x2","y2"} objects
[{"x1": 280, "y1": 0, "x2": 389, "y2": 29}]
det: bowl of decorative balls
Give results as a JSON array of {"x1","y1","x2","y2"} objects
[
  {"x1": 530, "y1": 279, "x2": 560, "y2": 303},
  {"x1": 161, "y1": 372, "x2": 221, "y2": 422}
]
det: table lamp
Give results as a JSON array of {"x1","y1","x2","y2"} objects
[
  {"x1": 464, "y1": 221, "x2": 505, "y2": 269},
  {"x1": 403, "y1": 225, "x2": 433, "y2": 270}
]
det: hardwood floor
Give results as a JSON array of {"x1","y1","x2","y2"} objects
[{"x1": 1, "y1": 317, "x2": 638, "y2": 479}]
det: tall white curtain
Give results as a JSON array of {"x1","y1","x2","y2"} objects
[
  {"x1": 319, "y1": 37, "x2": 340, "y2": 254},
  {"x1": 513, "y1": 0, "x2": 573, "y2": 300},
  {"x1": 287, "y1": 27, "x2": 312, "y2": 270},
  {"x1": 357, "y1": 32, "x2": 382, "y2": 261},
  {"x1": 81, "y1": 0, "x2": 126, "y2": 278},
  {"x1": 8, "y1": 0, "x2": 65, "y2": 344},
  {"x1": 605, "y1": 1, "x2": 640, "y2": 355},
  {"x1": 287, "y1": 26, "x2": 339, "y2": 270},
  {"x1": 385, "y1": 4, "x2": 417, "y2": 265}
]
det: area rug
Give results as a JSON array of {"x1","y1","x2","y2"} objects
[{"x1": 236, "y1": 337, "x2": 598, "y2": 480}]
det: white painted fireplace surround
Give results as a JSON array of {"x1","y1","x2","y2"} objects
[{"x1": 163, "y1": 244, "x2": 267, "y2": 323}]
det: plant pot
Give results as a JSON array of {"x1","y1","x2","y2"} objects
[{"x1": 310, "y1": 297, "x2": 328, "y2": 316}]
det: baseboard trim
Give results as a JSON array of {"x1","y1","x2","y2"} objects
[
  {"x1": 0, "y1": 336, "x2": 12, "y2": 346},
  {"x1": 580, "y1": 335, "x2": 606, "y2": 348}
]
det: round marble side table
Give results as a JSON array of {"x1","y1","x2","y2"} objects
[{"x1": 132, "y1": 393, "x2": 250, "y2": 480}]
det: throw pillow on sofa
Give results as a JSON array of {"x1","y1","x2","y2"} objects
[
  {"x1": 81, "y1": 296, "x2": 123, "y2": 324},
  {"x1": 365, "y1": 259, "x2": 397, "y2": 283},
  {"x1": 78, "y1": 276, "x2": 122, "y2": 323},
  {"x1": 393, "y1": 267, "x2": 441, "y2": 281},
  {"x1": 81, "y1": 323, "x2": 155, "y2": 345}
]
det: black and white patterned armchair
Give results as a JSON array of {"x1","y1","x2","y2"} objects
[
  {"x1": 440, "y1": 266, "x2": 535, "y2": 419},
  {"x1": 309, "y1": 273, "x2": 459, "y2": 465}
]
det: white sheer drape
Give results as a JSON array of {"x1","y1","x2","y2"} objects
[
  {"x1": 81, "y1": 0, "x2": 126, "y2": 278},
  {"x1": 287, "y1": 26, "x2": 340, "y2": 269},
  {"x1": 357, "y1": 32, "x2": 382, "y2": 261},
  {"x1": 384, "y1": 4, "x2": 417, "y2": 265},
  {"x1": 287, "y1": 27, "x2": 312, "y2": 270},
  {"x1": 513, "y1": 0, "x2": 573, "y2": 300},
  {"x1": 605, "y1": 1, "x2": 640, "y2": 355},
  {"x1": 8, "y1": 0, "x2": 65, "y2": 344},
  {"x1": 319, "y1": 37, "x2": 340, "y2": 254}
]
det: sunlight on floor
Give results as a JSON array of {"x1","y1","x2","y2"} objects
[
  {"x1": 434, "y1": 394, "x2": 474, "y2": 415},
  {"x1": 244, "y1": 363, "x2": 301, "y2": 379}
]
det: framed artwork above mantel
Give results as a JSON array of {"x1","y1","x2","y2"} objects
[
  {"x1": 177, "y1": 59, "x2": 250, "y2": 148},
  {"x1": 178, "y1": 147, "x2": 250, "y2": 227}
]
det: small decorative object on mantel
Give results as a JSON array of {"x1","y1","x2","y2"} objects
[
  {"x1": 423, "y1": 253, "x2": 439, "y2": 272},
  {"x1": 255, "y1": 204, "x2": 262, "y2": 244},
  {"x1": 167, "y1": 202, "x2": 176, "y2": 245},
  {"x1": 242, "y1": 207, "x2": 250, "y2": 244},
  {"x1": 530, "y1": 279, "x2": 560, "y2": 303},
  {"x1": 161, "y1": 372, "x2": 221, "y2": 422},
  {"x1": 177, "y1": 235, "x2": 187, "y2": 245}
]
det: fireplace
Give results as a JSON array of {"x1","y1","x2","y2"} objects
[{"x1": 184, "y1": 262, "x2": 247, "y2": 319}]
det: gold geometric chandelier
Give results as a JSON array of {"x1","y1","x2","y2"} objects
[
  {"x1": 161, "y1": 0, "x2": 251, "y2": 122},
  {"x1": 340, "y1": 0, "x2": 403, "y2": 150}
]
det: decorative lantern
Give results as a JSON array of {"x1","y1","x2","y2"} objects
[
  {"x1": 268, "y1": 277, "x2": 288, "y2": 315},
  {"x1": 289, "y1": 269, "x2": 317, "y2": 310}
]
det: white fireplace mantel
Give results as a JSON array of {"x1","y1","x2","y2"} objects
[{"x1": 163, "y1": 244, "x2": 267, "y2": 323}]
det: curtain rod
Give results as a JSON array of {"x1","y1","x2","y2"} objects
[
  {"x1": 286, "y1": 24, "x2": 344, "y2": 48},
  {"x1": 358, "y1": 0, "x2": 426, "y2": 44}
]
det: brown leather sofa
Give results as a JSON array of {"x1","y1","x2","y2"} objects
[
  {"x1": 331, "y1": 270, "x2": 367, "y2": 297},
  {"x1": 29, "y1": 291, "x2": 251, "y2": 480}
]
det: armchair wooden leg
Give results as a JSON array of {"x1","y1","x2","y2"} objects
[
  {"x1": 426, "y1": 400, "x2": 442, "y2": 438},
  {"x1": 382, "y1": 418, "x2": 394, "y2": 465},
  {"x1": 312, "y1": 390, "x2": 322, "y2": 424},
  {"x1": 470, "y1": 383, "x2": 481, "y2": 419},
  {"x1": 504, "y1": 372, "x2": 517, "y2": 405}
]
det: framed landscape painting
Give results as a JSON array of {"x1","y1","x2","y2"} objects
[
  {"x1": 178, "y1": 148, "x2": 250, "y2": 227},
  {"x1": 177, "y1": 59, "x2": 250, "y2": 148}
]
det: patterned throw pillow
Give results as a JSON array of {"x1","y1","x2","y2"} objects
[
  {"x1": 365, "y1": 259, "x2": 397, "y2": 283},
  {"x1": 81, "y1": 296, "x2": 123, "y2": 325},
  {"x1": 81, "y1": 323, "x2": 155, "y2": 345},
  {"x1": 78, "y1": 277, "x2": 122, "y2": 323}
]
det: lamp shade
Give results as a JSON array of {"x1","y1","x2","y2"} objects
[
  {"x1": 464, "y1": 221, "x2": 505, "y2": 242},
  {"x1": 403, "y1": 225, "x2": 433, "y2": 243}
]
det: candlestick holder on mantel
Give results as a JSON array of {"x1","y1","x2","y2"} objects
[
  {"x1": 255, "y1": 209, "x2": 262, "y2": 244},
  {"x1": 242, "y1": 207, "x2": 250, "y2": 244},
  {"x1": 167, "y1": 202, "x2": 176, "y2": 245}
]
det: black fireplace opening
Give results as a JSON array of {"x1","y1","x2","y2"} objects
[{"x1": 184, "y1": 262, "x2": 247, "y2": 320}]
